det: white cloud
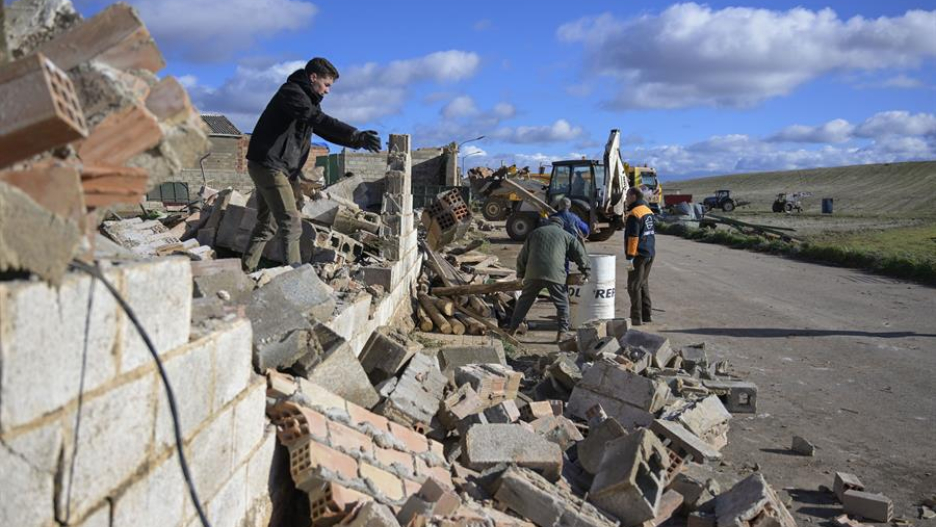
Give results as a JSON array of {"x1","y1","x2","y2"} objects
[
  {"x1": 187, "y1": 51, "x2": 481, "y2": 131},
  {"x1": 442, "y1": 96, "x2": 478, "y2": 119},
  {"x1": 558, "y1": 4, "x2": 936, "y2": 109},
  {"x1": 854, "y1": 111, "x2": 936, "y2": 138},
  {"x1": 133, "y1": 0, "x2": 318, "y2": 62},
  {"x1": 473, "y1": 19, "x2": 493, "y2": 31},
  {"x1": 492, "y1": 119, "x2": 585, "y2": 144},
  {"x1": 882, "y1": 74, "x2": 926, "y2": 89},
  {"x1": 769, "y1": 119, "x2": 855, "y2": 143},
  {"x1": 176, "y1": 74, "x2": 198, "y2": 89}
]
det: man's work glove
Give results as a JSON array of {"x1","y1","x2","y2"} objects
[
  {"x1": 581, "y1": 272, "x2": 590, "y2": 283},
  {"x1": 354, "y1": 130, "x2": 381, "y2": 152},
  {"x1": 625, "y1": 259, "x2": 635, "y2": 272}
]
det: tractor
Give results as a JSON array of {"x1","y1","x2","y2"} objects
[
  {"x1": 702, "y1": 190, "x2": 736, "y2": 212},
  {"x1": 772, "y1": 192, "x2": 811, "y2": 213},
  {"x1": 504, "y1": 129, "x2": 630, "y2": 241}
]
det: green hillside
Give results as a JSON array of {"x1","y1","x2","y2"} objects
[{"x1": 669, "y1": 161, "x2": 936, "y2": 218}]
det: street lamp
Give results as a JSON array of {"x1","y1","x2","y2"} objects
[
  {"x1": 460, "y1": 151, "x2": 484, "y2": 175},
  {"x1": 457, "y1": 135, "x2": 485, "y2": 150}
]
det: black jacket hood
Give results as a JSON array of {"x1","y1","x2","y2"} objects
[{"x1": 286, "y1": 69, "x2": 323, "y2": 105}]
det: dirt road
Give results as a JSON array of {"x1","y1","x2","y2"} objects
[{"x1": 487, "y1": 228, "x2": 936, "y2": 523}]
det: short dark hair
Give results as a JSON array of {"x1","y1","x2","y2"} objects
[
  {"x1": 305, "y1": 57, "x2": 339, "y2": 79},
  {"x1": 628, "y1": 187, "x2": 644, "y2": 200}
]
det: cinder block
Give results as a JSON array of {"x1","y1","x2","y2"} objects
[
  {"x1": 589, "y1": 429, "x2": 670, "y2": 526},
  {"x1": 650, "y1": 419, "x2": 722, "y2": 462},
  {"x1": 620, "y1": 329, "x2": 674, "y2": 368},
  {"x1": 605, "y1": 318, "x2": 631, "y2": 340},
  {"x1": 833, "y1": 472, "x2": 864, "y2": 502},
  {"x1": 439, "y1": 384, "x2": 485, "y2": 429},
  {"x1": 186, "y1": 405, "x2": 236, "y2": 501},
  {"x1": 577, "y1": 322, "x2": 607, "y2": 353},
  {"x1": 377, "y1": 352, "x2": 446, "y2": 431},
  {"x1": 0, "y1": 266, "x2": 121, "y2": 431},
  {"x1": 522, "y1": 400, "x2": 559, "y2": 421},
  {"x1": 494, "y1": 466, "x2": 617, "y2": 527},
  {"x1": 359, "y1": 327, "x2": 418, "y2": 383},
  {"x1": 119, "y1": 258, "x2": 193, "y2": 374},
  {"x1": 715, "y1": 474, "x2": 796, "y2": 527},
  {"x1": 245, "y1": 431, "x2": 277, "y2": 509},
  {"x1": 843, "y1": 490, "x2": 893, "y2": 522},
  {"x1": 154, "y1": 337, "x2": 215, "y2": 449},
  {"x1": 437, "y1": 343, "x2": 507, "y2": 372},
  {"x1": 578, "y1": 416, "x2": 628, "y2": 475},
  {"x1": 0, "y1": 421, "x2": 63, "y2": 527},
  {"x1": 206, "y1": 465, "x2": 248, "y2": 527},
  {"x1": 484, "y1": 400, "x2": 521, "y2": 424},
  {"x1": 212, "y1": 319, "x2": 254, "y2": 411},
  {"x1": 111, "y1": 454, "x2": 185, "y2": 527},
  {"x1": 233, "y1": 380, "x2": 268, "y2": 467},
  {"x1": 530, "y1": 415, "x2": 584, "y2": 450},
  {"x1": 701, "y1": 379, "x2": 758, "y2": 414},
  {"x1": 659, "y1": 395, "x2": 732, "y2": 451},
  {"x1": 583, "y1": 335, "x2": 621, "y2": 360},
  {"x1": 462, "y1": 424, "x2": 563, "y2": 481},
  {"x1": 567, "y1": 360, "x2": 668, "y2": 430},
  {"x1": 453, "y1": 363, "x2": 522, "y2": 409},
  {"x1": 643, "y1": 490, "x2": 684, "y2": 527},
  {"x1": 306, "y1": 336, "x2": 380, "y2": 409},
  {"x1": 67, "y1": 374, "x2": 158, "y2": 519}
]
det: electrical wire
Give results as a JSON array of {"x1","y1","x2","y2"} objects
[{"x1": 69, "y1": 260, "x2": 212, "y2": 527}]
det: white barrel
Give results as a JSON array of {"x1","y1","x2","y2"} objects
[{"x1": 568, "y1": 253, "x2": 616, "y2": 328}]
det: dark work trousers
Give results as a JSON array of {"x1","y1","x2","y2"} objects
[
  {"x1": 627, "y1": 256, "x2": 654, "y2": 322},
  {"x1": 509, "y1": 279, "x2": 571, "y2": 332},
  {"x1": 242, "y1": 161, "x2": 303, "y2": 272}
]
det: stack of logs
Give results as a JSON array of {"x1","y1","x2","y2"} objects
[
  {"x1": 416, "y1": 239, "x2": 523, "y2": 345},
  {"x1": 0, "y1": 0, "x2": 209, "y2": 282}
]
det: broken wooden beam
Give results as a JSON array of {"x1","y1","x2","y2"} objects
[
  {"x1": 0, "y1": 53, "x2": 88, "y2": 168},
  {"x1": 432, "y1": 280, "x2": 524, "y2": 297}
]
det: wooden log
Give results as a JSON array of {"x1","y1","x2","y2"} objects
[
  {"x1": 448, "y1": 316, "x2": 466, "y2": 335},
  {"x1": 468, "y1": 295, "x2": 489, "y2": 316},
  {"x1": 432, "y1": 280, "x2": 523, "y2": 297},
  {"x1": 435, "y1": 297, "x2": 455, "y2": 316},
  {"x1": 416, "y1": 305, "x2": 433, "y2": 332},
  {"x1": 36, "y1": 3, "x2": 165, "y2": 73},
  {"x1": 457, "y1": 314, "x2": 486, "y2": 336},
  {"x1": 0, "y1": 53, "x2": 88, "y2": 168},
  {"x1": 453, "y1": 304, "x2": 521, "y2": 348},
  {"x1": 418, "y1": 293, "x2": 451, "y2": 334}
]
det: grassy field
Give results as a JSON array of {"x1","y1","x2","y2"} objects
[{"x1": 660, "y1": 161, "x2": 936, "y2": 283}]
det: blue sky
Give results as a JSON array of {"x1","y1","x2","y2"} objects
[{"x1": 75, "y1": 0, "x2": 936, "y2": 179}]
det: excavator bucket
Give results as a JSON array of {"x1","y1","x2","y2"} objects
[{"x1": 603, "y1": 129, "x2": 629, "y2": 217}]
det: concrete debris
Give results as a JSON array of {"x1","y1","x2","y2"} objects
[
  {"x1": 620, "y1": 329, "x2": 675, "y2": 369},
  {"x1": 359, "y1": 326, "x2": 419, "y2": 383},
  {"x1": 396, "y1": 476, "x2": 460, "y2": 525},
  {"x1": 494, "y1": 466, "x2": 618, "y2": 527},
  {"x1": 659, "y1": 395, "x2": 733, "y2": 451},
  {"x1": 339, "y1": 501, "x2": 400, "y2": 526},
  {"x1": 422, "y1": 188, "x2": 472, "y2": 250},
  {"x1": 714, "y1": 474, "x2": 797, "y2": 527},
  {"x1": 589, "y1": 429, "x2": 671, "y2": 526},
  {"x1": 437, "y1": 343, "x2": 507, "y2": 372},
  {"x1": 578, "y1": 416, "x2": 628, "y2": 475},
  {"x1": 439, "y1": 384, "x2": 486, "y2": 430},
  {"x1": 462, "y1": 424, "x2": 563, "y2": 481},
  {"x1": 650, "y1": 418, "x2": 723, "y2": 462},
  {"x1": 484, "y1": 399, "x2": 521, "y2": 424},
  {"x1": 376, "y1": 352, "x2": 446, "y2": 433},
  {"x1": 702, "y1": 378, "x2": 758, "y2": 414},
  {"x1": 305, "y1": 336, "x2": 381, "y2": 409},
  {"x1": 530, "y1": 415, "x2": 583, "y2": 450},
  {"x1": 669, "y1": 465, "x2": 722, "y2": 512},
  {"x1": 843, "y1": 490, "x2": 893, "y2": 523},
  {"x1": 791, "y1": 435, "x2": 815, "y2": 456},
  {"x1": 453, "y1": 363, "x2": 522, "y2": 409},
  {"x1": 833, "y1": 472, "x2": 865, "y2": 502},
  {"x1": 567, "y1": 359, "x2": 669, "y2": 430}
]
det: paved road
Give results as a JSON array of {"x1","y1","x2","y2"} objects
[{"x1": 489, "y1": 229, "x2": 935, "y2": 523}]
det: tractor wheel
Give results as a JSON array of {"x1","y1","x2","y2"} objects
[
  {"x1": 588, "y1": 227, "x2": 617, "y2": 242},
  {"x1": 772, "y1": 202, "x2": 783, "y2": 213},
  {"x1": 784, "y1": 202, "x2": 794, "y2": 213},
  {"x1": 506, "y1": 213, "x2": 537, "y2": 241},
  {"x1": 482, "y1": 199, "x2": 509, "y2": 221},
  {"x1": 722, "y1": 200, "x2": 735, "y2": 212}
]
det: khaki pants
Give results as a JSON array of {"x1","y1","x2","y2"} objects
[
  {"x1": 241, "y1": 161, "x2": 302, "y2": 271},
  {"x1": 509, "y1": 279, "x2": 570, "y2": 333}
]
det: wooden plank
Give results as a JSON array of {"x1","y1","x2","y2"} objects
[
  {"x1": 36, "y1": 3, "x2": 165, "y2": 73},
  {"x1": 432, "y1": 280, "x2": 523, "y2": 297},
  {"x1": 0, "y1": 53, "x2": 88, "y2": 168}
]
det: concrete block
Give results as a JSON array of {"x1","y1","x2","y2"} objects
[
  {"x1": 484, "y1": 400, "x2": 521, "y2": 424},
  {"x1": 583, "y1": 335, "x2": 621, "y2": 361},
  {"x1": 715, "y1": 474, "x2": 797, "y2": 527},
  {"x1": 567, "y1": 388, "x2": 655, "y2": 431},
  {"x1": 590, "y1": 429, "x2": 671, "y2": 526},
  {"x1": 233, "y1": 380, "x2": 268, "y2": 467},
  {"x1": 620, "y1": 329, "x2": 674, "y2": 368},
  {"x1": 679, "y1": 344, "x2": 708, "y2": 370},
  {"x1": 205, "y1": 465, "x2": 248, "y2": 527},
  {"x1": 439, "y1": 384, "x2": 485, "y2": 429},
  {"x1": 843, "y1": 490, "x2": 893, "y2": 523},
  {"x1": 377, "y1": 352, "x2": 446, "y2": 430},
  {"x1": 578, "y1": 417, "x2": 628, "y2": 475},
  {"x1": 306, "y1": 340, "x2": 380, "y2": 409},
  {"x1": 530, "y1": 415, "x2": 583, "y2": 450},
  {"x1": 791, "y1": 435, "x2": 815, "y2": 456},
  {"x1": 119, "y1": 258, "x2": 193, "y2": 374},
  {"x1": 577, "y1": 322, "x2": 607, "y2": 354},
  {"x1": 494, "y1": 466, "x2": 617, "y2": 527},
  {"x1": 523, "y1": 401, "x2": 559, "y2": 421},
  {"x1": 186, "y1": 405, "x2": 236, "y2": 501},
  {"x1": 643, "y1": 490, "x2": 684, "y2": 527},
  {"x1": 567, "y1": 360, "x2": 667, "y2": 430},
  {"x1": 701, "y1": 379, "x2": 757, "y2": 414},
  {"x1": 453, "y1": 363, "x2": 522, "y2": 408},
  {"x1": 355, "y1": 265, "x2": 395, "y2": 290},
  {"x1": 462, "y1": 424, "x2": 563, "y2": 481},
  {"x1": 245, "y1": 431, "x2": 277, "y2": 509},
  {"x1": 68, "y1": 374, "x2": 158, "y2": 519},
  {"x1": 659, "y1": 396, "x2": 732, "y2": 451},
  {"x1": 397, "y1": 476, "x2": 460, "y2": 524},
  {"x1": 212, "y1": 319, "x2": 254, "y2": 411},
  {"x1": 154, "y1": 337, "x2": 215, "y2": 449},
  {"x1": 359, "y1": 327, "x2": 418, "y2": 383},
  {"x1": 112, "y1": 454, "x2": 185, "y2": 527},
  {"x1": 192, "y1": 259, "x2": 254, "y2": 304},
  {"x1": 669, "y1": 463, "x2": 723, "y2": 512},
  {"x1": 0, "y1": 421, "x2": 63, "y2": 527},
  {"x1": 302, "y1": 196, "x2": 341, "y2": 226},
  {"x1": 606, "y1": 318, "x2": 631, "y2": 340},
  {"x1": 546, "y1": 356, "x2": 581, "y2": 391},
  {"x1": 833, "y1": 472, "x2": 864, "y2": 502},
  {"x1": 437, "y1": 343, "x2": 507, "y2": 372},
  {"x1": 650, "y1": 419, "x2": 722, "y2": 463},
  {"x1": 0, "y1": 266, "x2": 120, "y2": 431}
]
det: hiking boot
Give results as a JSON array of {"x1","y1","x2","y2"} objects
[
  {"x1": 642, "y1": 316, "x2": 653, "y2": 324},
  {"x1": 556, "y1": 331, "x2": 575, "y2": 343},
  {"x1": 631, "y1": 318, "x2": 642, "y2": 327}
]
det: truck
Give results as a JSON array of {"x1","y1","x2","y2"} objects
[
  {"x1": 628, "y1": 164, "x2": 663, "y2": 213},
  {"x1": 504, "y1": 129, "x2": 630, "y2": 241}
]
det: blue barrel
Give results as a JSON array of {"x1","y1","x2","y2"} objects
[{"x1": 822, "y1": 198, "x2": 833, "y2": 214}]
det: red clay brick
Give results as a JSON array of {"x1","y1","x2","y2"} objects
[
  {"x1": 328, "y1": 421, "x2": 374, "y2": 456},
  {"x1": 415, "y1": 457, "x2": 454, "y2": 490},
  {"x1": 346, "y1": 401, "x2": 391, "y2": 432},
  {"x1": 375, "y1": 447, "x2": 416, "y2": 474},
  {"x1": 429, "y1": 439, "x2": 445, "y2": 460},
  {"x1": 403, "y1": 478, "x2": 423, "y2": 498},
  {"x1": 388, "y1": 420, "x2": 428, "y2": 453},
  {"x1": 359, "y1": 463, "x2": 405, "y2": 501},
  {"x1": 290, "y1": 441, "x2": 358, "y2": 491},
  {"x1": 308, "y1": 482, "x2": 371, "y2": 525}
]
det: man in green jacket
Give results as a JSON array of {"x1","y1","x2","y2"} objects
[{"x1": 508, "y1": 217, "x2": 591, "y2": 341}]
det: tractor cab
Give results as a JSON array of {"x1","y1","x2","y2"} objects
[{"x1": 546, "y1": 160, "x2": 603, "y2": 226}]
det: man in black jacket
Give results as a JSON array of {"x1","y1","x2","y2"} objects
[{"x1": 242, "y1": 57, "x2": 381, "y2": 271}]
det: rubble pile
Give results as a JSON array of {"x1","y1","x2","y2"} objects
[{"x1": 0, "y1": 0, "x2": 211, "y2": 282}]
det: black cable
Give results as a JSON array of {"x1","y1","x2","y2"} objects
[{"x1": 69, "y1": 260, "x2": 212, "y2": 527}]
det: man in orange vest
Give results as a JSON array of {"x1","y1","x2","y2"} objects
[{"x1": 624, "y1": 187, "x2": 656, "y2": 326}]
